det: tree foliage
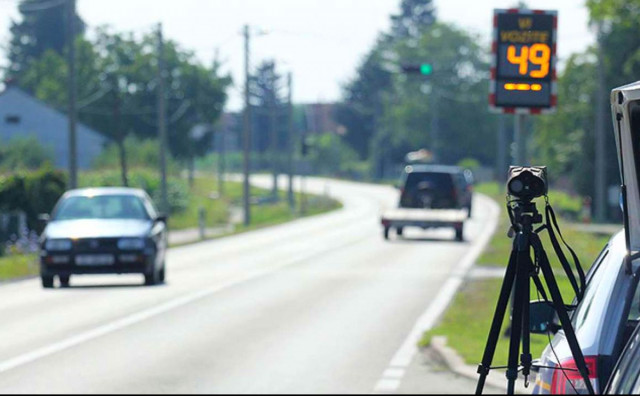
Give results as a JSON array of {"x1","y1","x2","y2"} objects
[
  {"x1": 6, "y1": 0, "x2": 84, "y2": 83},
  {"x1": 5, "y1": 21, "x2": 232, "y2": 183}
]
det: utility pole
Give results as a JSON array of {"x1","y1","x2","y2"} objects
[
  {"x1": 287, "y1": 72, "x2": 295, "y2": 210},
  {"x1": 217, "y1": 128, "x2": 225, "y2": 197},
  {"x1": 595, "y1": 21, "x2": 607, "y2": 222},
  {"x1": 514, "y1": 114, "x2": 527, "y2": 166},
  {"x1": 496, "y1": 115, "x2": 507, "y2": 183},
  {"x1": 430, "y1": 86, "x2": 439, "y2": 162},
  {"x1": 157, "y1": 23, "x2": 169, "y2": 214},
  {"x1": 242, "y1": 25, "x2": 252, "y2": 226},
  {"x1": 66, "y1": 0, "x2": 78, "y2": 188},
  {"x1": 270, "y1": 63, "x2": 279, "y2": 200}
]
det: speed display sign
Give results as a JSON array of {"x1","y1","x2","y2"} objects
[{"x1": 489, "y1": 9, "x2": 557, "y2": 114}]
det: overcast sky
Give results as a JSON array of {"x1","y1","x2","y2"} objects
[{"x1": 0, "y1": 0, "x2": 593, "y2": 111}]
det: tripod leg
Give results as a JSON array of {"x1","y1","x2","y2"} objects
[
  {"x1": 475, "y1": 248, "x2": 518, "y2": 395},
  {"x1": 506, "y1": 243, "x2": 530, "y2": 394},
  {"x1": 521, "y1": 255, "x2": 532, "y2": 386},
  {"x1": 532, "y1": 235, "x2": 596, "y2": 395}
]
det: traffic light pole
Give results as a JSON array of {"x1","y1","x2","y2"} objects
[{"x1": 242, "y1": 25, "x2": 252, "y2": 226}]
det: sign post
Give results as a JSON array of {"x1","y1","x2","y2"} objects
[{"x1": 490, "y1": 9, "x2": 557, "y2": 165}]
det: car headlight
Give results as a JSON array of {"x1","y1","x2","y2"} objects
[
  {"x1": 117, "y1": 238, "x2": 146, "y2": 250},
  {"x1": 45, "y1": 239, "x2": 73, "y2": 251}
]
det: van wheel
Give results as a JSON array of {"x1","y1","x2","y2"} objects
[
  {"x1": 41, "y1": 276, "x2": 54, "y2": 289},
  {"x1": 396, "y1": 227, "x2": 404, "y2": 237},
  {"x1": 59, "y1": 275, "x2": 70, "y2": 288},
  {"x1": 383, "y1": 227, "x2": 390, "y2": 240},
  {"x1": 144, "y1": 270, "x2": 159, "y2": 286}
]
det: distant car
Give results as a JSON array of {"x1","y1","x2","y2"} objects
[
  {"x1": 604, "y1": 320, "x2": 640, "y2": 394},
  {"x1": 398, "y1": 164, "x2": 473, "y2": 217},
  {"x1": 39, "y1": 187, "x2": 168, "y2": 288}
]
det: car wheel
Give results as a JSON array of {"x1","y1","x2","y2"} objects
[
  {"x1": 396, "y1": 227, "x2": 404, "y2": 237},
  {"x1": 41, "y1": 276, "x2": 54, "y2": 289},
  {"x1": 383, "y1": 227, "x2": 390, "y2": 240},
  {"x1": 59, "y1": 275, "x2": 70, "y2": 288},
  {"x1": 467, "y1": 205, "x2": 472, "y2": 218},
  {"x1": 158, "y1": 262, "x2": 166, "y2": 284},
  {"x1": 455, "y1": 226, "x2": 464, "y2": 242}
]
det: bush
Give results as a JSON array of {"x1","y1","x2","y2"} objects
[
  {"x1": 92, "y1": 136, "x2": 180, "y2": 174},
  {"x1": 0, "y1": 167, "x2": 67, "y2": 232},
  {"x1": 0, "y1": 136, "x2": 55, "y2": 172},
  {"x1": 79, "y1": 168, "x2": 189, "y2": 214}
]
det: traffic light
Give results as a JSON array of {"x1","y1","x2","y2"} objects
[{"x1": 401, "y1": 63, "x2": 433, "y2": 76}]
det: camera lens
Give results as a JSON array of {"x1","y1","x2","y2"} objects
[{"x1": 510, "y1": 179, "x2": 524, "y2": 194}]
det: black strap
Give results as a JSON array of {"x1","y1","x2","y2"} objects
[{"x1": 544, "y1": 203, "x2": 586, "y2": 301}]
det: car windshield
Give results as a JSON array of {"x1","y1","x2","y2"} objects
[{"x1": 53, "y1": 194, "x2": 150, "y2": 221}]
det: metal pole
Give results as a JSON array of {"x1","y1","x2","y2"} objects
[
  {"x1": 66, "y1": 0, "x2": 77, "y2": 188},
  {"x1": 270, "y1": 63, "x2": 278, "y2": 199},
  {"x1": 497, "y1": 115, "x2": 507, "y2": 182},
  {"x1": 431, "y1": 86, "x2": 439, "y2": 162},
  {"x1": 157, "y1": 23, "x2": 169, "y2": 214},
  {"x1": 242, "y1": 25, "x2": 252, "y2": 226},
  {"x1": 514, "y1": 114, "x2": 527, "y2": 166},
  {"x1": 595, "y1": 22, "x2": 607, "y2": 222},
  {"x1": 287, "y1": 72, "x2": 295, "y2": 210},
  {"x1": 218, "y1": 128, "x2": 225, "y2": 197}
]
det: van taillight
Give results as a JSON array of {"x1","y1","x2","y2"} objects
[{"x1": 550, "y1": 356, "x2": 599, "y2": 394}]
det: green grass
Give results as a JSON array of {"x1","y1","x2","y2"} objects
[
  {"x1": 0, "y1": 254, "x2": 39, "y2": 281},
  {"x1": 421, "y1": 181, "x2": 612, "y2": 365},
  {"x1": 168, "y1": 176, "x2": 341, "y2": 231},
  {"x1": 0, "y1": 175, "x2": 342, "y2": 279}
]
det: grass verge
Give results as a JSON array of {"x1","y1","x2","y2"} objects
[
  {"x1": 0, "y1": 254, "x2": 39, "y2": 282},
  {"x1": 420, "y1": 182, "x2": 613, "y2": 365},
  {"x1": 0, "y1": 176, "x2": 341, "y2": 280}
]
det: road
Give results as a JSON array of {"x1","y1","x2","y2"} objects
[{"x1": 0, "y1": 176, "x2": 500, "y2": 394}]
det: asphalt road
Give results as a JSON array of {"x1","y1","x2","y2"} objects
[{"x1": 0, "y1": 176, "x2": 499, "y2": 394}]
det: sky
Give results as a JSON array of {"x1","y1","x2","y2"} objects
[{"x1": 0, "y1": 0, "x2": 594, "y2": 111}]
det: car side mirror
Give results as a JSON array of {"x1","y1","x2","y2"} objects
[
  {"x1": 156, "y1": 214, "x2": 168, "y2": 224},
  {"x1": 38, "y1": 213, "x2": 51, "y2": 223},
  {"x1": 530, "y1": 300, "x2": 561, "y2": 334}
]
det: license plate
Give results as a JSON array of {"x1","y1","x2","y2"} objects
[{"x1": 76, "y1": 254, "x2": 115, "y2": 266}]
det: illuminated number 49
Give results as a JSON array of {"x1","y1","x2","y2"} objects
[{"x1": 507, "y1": 44, "x2": 550, "y2": 78}]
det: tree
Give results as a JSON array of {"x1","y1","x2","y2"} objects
[
  {"x1": 390, "y1": 0, "x2": 436, "y2": 38},
  {"x1": 335, "y1": 43, "x2": 393, "y2": 160},
  {"x1": 5, "y1": 0, "x2": 84, "y2": 84},
  {"x1": 250, "y1": 60, "x2": 286, "y2": 196},
  {"x1": 13, "y1": 27, "x2": 232, "y2": 185},
  {"x1": 532, "y1": 52, "x2": 599, "y2": 196}
]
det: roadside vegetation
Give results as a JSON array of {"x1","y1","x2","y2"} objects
[
  {"x1": 0, "y1": 136, "x2": 341, "y2": 282},
  {"x1": 420, "y1": 182, "x2": 613, "y2": 365}
]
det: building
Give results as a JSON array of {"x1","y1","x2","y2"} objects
[{"x1": 0, "y1": 86, "x2": 105, "y2": 169}]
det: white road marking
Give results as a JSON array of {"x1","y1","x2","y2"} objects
[
  {"x1": 373, "y1": 195, "x2": 500, "y2": 393},
  {"x1": 374, "y1": 378, "x2": 402, "y2": 393},
  {"x1": 0, "y1": 239, "x2": 353, "y2": 375}
]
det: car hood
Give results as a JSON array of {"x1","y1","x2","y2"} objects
[
  {"x1": 611, "y1": 81, "x2": 640, "y2": 252},
  {"x1": 44, "y1": 219, "x2": 152, "y2": 239}
]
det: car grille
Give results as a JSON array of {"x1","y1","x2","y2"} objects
[{"x1": 74, "y1": 238, "x2": 119, "y2": 252}]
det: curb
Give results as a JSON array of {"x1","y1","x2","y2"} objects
[{"x1": 429, "y1": 336, "x2": 531, "y2": 394}]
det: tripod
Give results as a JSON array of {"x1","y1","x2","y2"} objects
[{"x1": 475, "y1": 200, "x2": 595, "y2": 395}]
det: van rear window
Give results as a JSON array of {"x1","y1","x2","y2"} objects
[{"x1": 400, "y1": 172, "x2": 456, "y2": 208}]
